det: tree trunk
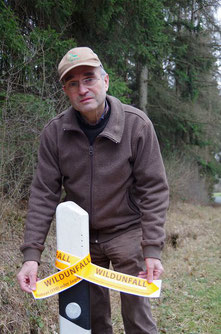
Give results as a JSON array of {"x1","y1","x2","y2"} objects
[{"x1": 139, "y1": 64, "x2": 148, "y2": 115}]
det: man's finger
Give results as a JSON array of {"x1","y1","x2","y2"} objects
[
  {"x1": 22, "y1": 282, "x2": 33, "y2": 293},
  {"x1": 153, "y1": 267, "x2": 164, "y2": 280},
  {"x1": 147, "y1": 267, "x2": 154, "y2": 283},
  {"x1": 17, "y1": 261, "x2": 38, "y2": 293},
  {"x1": 138, "y1": 270, "x2": 147, "y2": 279},
  {"x1": 17, "y1": 274, "x2": 32, "y2": 293},
  {"x1": 29, "y1": 272, "x2": 37, "y2": 291}
]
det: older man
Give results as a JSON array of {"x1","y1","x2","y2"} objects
[{"x1": 17, "y1": 47, "x2": 169, "y2": 334}]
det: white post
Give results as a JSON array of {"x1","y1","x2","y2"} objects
[{"x1": 56, "y1": 201, "x2": 91, "y2": 333}]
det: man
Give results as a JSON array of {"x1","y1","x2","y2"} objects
[{"x1": 17, "y1": 47, "x2": 169, "y2": 334}]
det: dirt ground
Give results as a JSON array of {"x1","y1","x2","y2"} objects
[{"x1": 0, "y1": 201, "x2": 221, "y2": 333}]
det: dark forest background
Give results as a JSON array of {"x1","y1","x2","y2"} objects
[{"x1": 1, "y1": 0, "x2": 221, "y2": 203}]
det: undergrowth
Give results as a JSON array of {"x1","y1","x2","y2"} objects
[{"x1": 0, "y1": 201, "x2": 221, "y2": 333}]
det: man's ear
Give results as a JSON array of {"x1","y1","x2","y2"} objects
[
  {"x1": 104, "y1": 74, "x2": 109, "y2": 92},
  {"x1": 63, "y1": 85, "x2": 67, "y2": 94}
]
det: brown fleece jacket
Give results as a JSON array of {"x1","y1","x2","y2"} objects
[{"x1": 21, "y1": 95, "x2": 169, "y2": 263}]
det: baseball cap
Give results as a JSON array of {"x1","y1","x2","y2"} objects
[{"x1": 58, "y1": 47, "x2": 102, "y2": 81}]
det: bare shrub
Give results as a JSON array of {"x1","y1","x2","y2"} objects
[
  {"x1": 164, "y1": 153, "x2": 209, "y2": 204},
  {"x1": 0, "y1": 93, "x2": 57, "y2": 201}
]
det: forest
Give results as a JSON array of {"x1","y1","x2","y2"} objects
[{"x1": 0, "y1": 0, "x2": 221, "y2": 203}]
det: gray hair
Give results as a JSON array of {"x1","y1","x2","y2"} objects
[{"x1": 100, "y1": 66, "x2": 107, "y2": 77}]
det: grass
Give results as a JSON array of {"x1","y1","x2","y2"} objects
[
  {"x1": 0, "y1": 201, "x2": 221, "y2": 333},
  {"x1": 213, "y1": 192, "x2": 221, "y2": 197},
  {"x1": 110, "y1": 202, "x2": 221, "y2": 334},
  {"x1": 155, "y1": 202, "x2": 221, "y2": 334}
]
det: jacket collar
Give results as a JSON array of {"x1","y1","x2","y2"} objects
[{"x1": 62, "y1": 95, "x2": 125, "y2": 144}]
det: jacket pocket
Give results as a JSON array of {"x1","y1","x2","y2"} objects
[{"x1": 126, "y1": 190, "x2": 141, "y2": 215}]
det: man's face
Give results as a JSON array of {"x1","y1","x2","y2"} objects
[{"x1": 63, "y1": 66, "x2": 109, "y2": 117}]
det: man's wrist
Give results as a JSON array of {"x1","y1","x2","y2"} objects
[
  {"x1": 22, "y1": 247, "x2": 42, "y2": 264},
  {"x1": 142, "y1": 245, "x2": 162, "y2": 260}
]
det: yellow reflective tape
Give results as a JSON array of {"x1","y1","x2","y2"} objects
[
  {"x1": 78, "y1": 263, "x2": 159, "y2": 296},
  {"x1": 56, "y1": 250, "x2": 80, "y2": 266},
  {"x1": 32, "y1": 254, "x2": 91, "y2": 299},
  {"x1": 33, "y1": 251, "x2": 161, "y2": 299}
]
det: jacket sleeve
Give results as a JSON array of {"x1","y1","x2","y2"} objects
[
  {"x1": 132, "y1": 119, "x2": 169, "y2": 260},
  {"x1": 20, "y1": 125, "x2": 62, "y2": 263}
]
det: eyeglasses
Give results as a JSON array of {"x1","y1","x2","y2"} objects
[{"x1": 65, "y1": 77, "x2": 100, "y2": 92}]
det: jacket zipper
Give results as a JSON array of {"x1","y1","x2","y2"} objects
[
  {"x1": 89, "y1": 145, "x2": 93, "y2": 225},
  {"x1": 89, "y1": 145, "x2": 98, "y2": 243}
]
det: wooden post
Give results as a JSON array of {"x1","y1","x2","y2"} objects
[{"x1": 56, "y1": 201, "x2": 91, "y2": 333}]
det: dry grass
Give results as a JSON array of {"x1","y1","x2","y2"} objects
[
  {"x1": 111, "y1": 202, "x2": 221, "y2": 333},
  {"x1": 0, "y1": 201, "x2": 221, "y2": 333},
  {"x1": 0, "y1": 200, "x2": 58, "y2": 334}
]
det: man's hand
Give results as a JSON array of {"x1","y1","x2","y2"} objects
[
  {"x1": 17, "y1": 261, "x2": 38, "y2": 293},
  {"x1": 138, "y1": 258, "x2": 164, "y2": 283}
]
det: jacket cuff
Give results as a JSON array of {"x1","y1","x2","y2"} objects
[
  {"x1": 142, "y1": 245, "x2": 162, "y2": 260},
  {"x1": 22, "y1": 247, "x2": 42, "y2": 264}
]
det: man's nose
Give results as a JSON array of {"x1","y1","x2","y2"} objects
[{"x1": 78, "y1": 82, "x2": 89, "y2": 95}]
